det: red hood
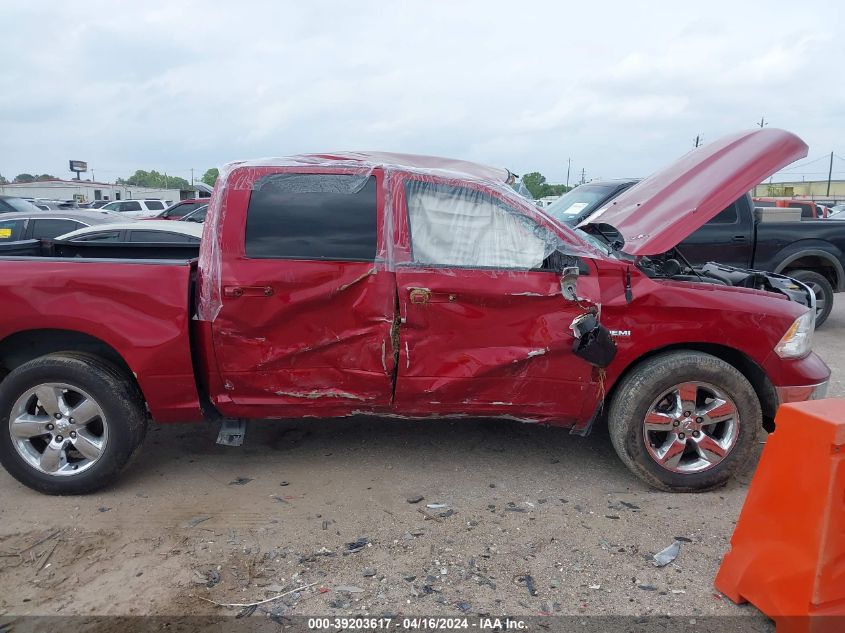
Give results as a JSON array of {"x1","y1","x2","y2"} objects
[{"x1": 578, "y1": 128, "x2": 808, "y2": 255}]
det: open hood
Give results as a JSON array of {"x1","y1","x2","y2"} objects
[{"x1": 578, "y1": 128, "x2": 808, "y2": 255}]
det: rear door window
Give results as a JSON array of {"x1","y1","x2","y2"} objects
[
  {"x1": 70, "y1": 231, "x2": 122, "y2": 242},
  {"x1": 245, "y1": 174, "x2": 377, "y2": 260},
  {"x1": 145, "y1": 201, "x2": 164, "y2": 211},
  {"x1": 128, "y1": 230, "x2": 197, "y2": 242},
  {"x1": 30, "y1": 219, "x2": 83, "y2": 239},
  {"x1": 121, "y1": 201, "x2": 142, "y2": 212}
]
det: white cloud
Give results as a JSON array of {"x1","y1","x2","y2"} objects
[{"x1": 0, "y1": 0, "x2": 842, "y2": 185}]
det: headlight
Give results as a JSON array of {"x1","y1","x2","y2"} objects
[{"x1": 774, "y1": 309, "x2": 815, "y2": 358}]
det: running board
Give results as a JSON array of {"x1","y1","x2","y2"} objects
[{"x1": 216, "y1": 419, "x2": 247, "y2": 447}]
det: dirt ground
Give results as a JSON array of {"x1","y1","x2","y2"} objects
[{"x1": 2, "y1": 302, "x2": 843, "y2": 627}]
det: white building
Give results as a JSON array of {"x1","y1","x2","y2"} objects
[{"x1": 0, "y1": 179, "x2": 185, "y2": 204}]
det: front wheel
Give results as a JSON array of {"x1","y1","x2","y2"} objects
[
  {"x1": 608, "y1": 351, "x2": 760, "y2": 492},
  {"x1": 0, "y1": 354, "x2": 148, "y2": 495}
]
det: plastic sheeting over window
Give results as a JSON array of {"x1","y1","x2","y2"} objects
[
  {"x1": 406, "y1": 181, "x2": 554, "y2": 269},
  {"x1": 196, "y1": 152, "x2": 601, "y2": 322}
]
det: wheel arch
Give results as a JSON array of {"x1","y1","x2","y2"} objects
[
  {"x1": 0, "y1": 329, "x2": 137, "y2": 388},
  {"x1": 774, "y1": 248, "x2": 845, "y2": 291},
  {"x1": 577, "y1": 343, "x2": 778, "y2": 435}
]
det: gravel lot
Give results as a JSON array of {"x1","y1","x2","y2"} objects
[{"x1": 1, "y1": 301, "x2": 843, "y2": 627}]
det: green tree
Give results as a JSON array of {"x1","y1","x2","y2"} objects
[
  {"x1": 201, "y1": 168, "x2": 219, "y2": 187},
  {"x1": 35, "y1": 174, "x2": 56, "y2": 181},
  {"x1": 0, "y1": 174, "x2": 7, "y2": 185},
  {"x1": 13, "y1": 173, "x2": 35, "y2": 183},
  {"x1": 520, "y1": 172, "x2": 572, "y2": 199},
  {"x1": 521, "y1": 172, "x2": 547, "y2": 199},
  {"x1": 118, "y1": 169, "x2": 191, "y2": 190}
]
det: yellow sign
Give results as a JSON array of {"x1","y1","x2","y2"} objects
[{"x1": 0, "y1": 228, "x2": 12, "y2": 239}]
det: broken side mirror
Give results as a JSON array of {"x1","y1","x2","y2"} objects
[{"x1": 560, "y1": 265, "x2": 579, "y2": 302}]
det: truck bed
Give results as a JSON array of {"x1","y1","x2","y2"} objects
[{"x1": 0, "y1": 252, "x2": 203, "y2": 423}]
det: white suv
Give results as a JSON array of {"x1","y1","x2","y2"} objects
[{"x1": 99, "y1": 199, "x2": 168, "y2": 218}]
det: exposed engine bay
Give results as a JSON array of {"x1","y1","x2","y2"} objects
[{"x1": 638, "y1": 251, "x2": 814, "y2": 308}]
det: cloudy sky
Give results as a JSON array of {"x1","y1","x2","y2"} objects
[{"x1": 1, "y1": 0, "x2": 843, "y2": 186}]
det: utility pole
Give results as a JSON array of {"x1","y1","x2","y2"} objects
[
  {"x1": 694, "y1": 134, "x2": 702, "y2": 148},
  {"x1": 566, "y1": 158, "x2": 571, "y2": 188},
  {"x1": 757, "y1": 116, "x2": 767, "y2": 128},
  {"x1": 580, "y1": 167, "x2": 586, "y2": 185},
  {"x1": 191, "y1": 168, "x2": 194, "y2": 186},
  {"x1": 827, "y1": 151, "x2": 834, "y2": 196}
]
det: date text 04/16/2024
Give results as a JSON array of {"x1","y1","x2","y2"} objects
[{"x1": 307, "y1": 617, "x2": 527, "y2": 630}]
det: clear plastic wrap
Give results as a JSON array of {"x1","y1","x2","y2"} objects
[{"x1": 197, "y1": 153, "x2": 597, "y2": 322}]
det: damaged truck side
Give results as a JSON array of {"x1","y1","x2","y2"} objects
[{"x1": 0, "y1": 130, "x2": 831, "y2": 494}]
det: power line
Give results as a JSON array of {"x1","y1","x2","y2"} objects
[{"x1": 777, "y1": 154, "x2": 835, "y2": 172}]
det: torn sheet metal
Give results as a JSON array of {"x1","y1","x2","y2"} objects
[{"x1": 198, "y1": 149, "x2": 609, "y2": 424}]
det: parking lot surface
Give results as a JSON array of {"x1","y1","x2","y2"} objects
[{"x1": 1, "y1": 302, "x2": 843, "y2": 625}]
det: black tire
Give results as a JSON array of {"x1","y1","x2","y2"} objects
[
  {"x1": 788, "y1": 270, "x2": 834, "y2": 327},
  {"x1": 0, "y1": 353, "x2": 148, "y2": 495},
  {"x1": 607, "y1": 351, "x2": 760, "y2": 492}
]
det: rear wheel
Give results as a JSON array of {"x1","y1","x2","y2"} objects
[
  {"x1": 788, "y1": 269, "x2": 833, "y2": 327},
  {"x1": 0, "y1": 354, "x2": 147, "y2": 495},
  {"x1": 608, "y1": 351, "x2": 760, "y2": 492}
]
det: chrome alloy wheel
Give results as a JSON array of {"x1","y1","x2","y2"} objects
[
  {"x1": 642, "y1": 381, "x2": 740, "y2": 474},
  {"x1": 8, "y1": 383, "x2": 109, "y2": 476}
]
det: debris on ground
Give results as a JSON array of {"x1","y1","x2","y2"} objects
[
  {"x1": 199, "y1": 582, "x2": 318, "y2": 611},
  {"x1": 362, "y1": 568, "x2": 376, "y2": 577},
  {"x1": 228, "y1": 477, "x2": 253, "y2": 486},
  {"x1": 652, "y1": 540, "x2": 682, "y2": 567},
  {"x1": 406, "y1": 495, "x2": 424, "y2": 504},
  {"x1": 514, "y1": 573, "x2": 538, "y2": 596},
  {"x1": 345, "y1": 537, "x2": 369, "y2": 553},
  {"x1": 334, "y1": 585, "x2": 365, "y2": 593},
  {"x1": 426, "y1": 503, "x2": 449, "y2": 509},
  {"x1": 184, "y1": 516, "x2": 211, "y2": 528}
]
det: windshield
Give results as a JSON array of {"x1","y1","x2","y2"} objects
[
  {"x1": 545, "y1": 183, "x2": 630, "y2": 226},
  {"x1": 5, "y1": 197, "x2": 39, "y2": 213}
]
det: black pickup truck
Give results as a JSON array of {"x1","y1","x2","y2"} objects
[{"x1": 546, "y1": 181, "x2": 845, "y2": 325}]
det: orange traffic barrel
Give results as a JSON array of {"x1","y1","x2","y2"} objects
[{"x1": 715, "y1": 399, "x2": 845, "y2": 632}]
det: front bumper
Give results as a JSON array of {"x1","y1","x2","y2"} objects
[{"x1": 776, "y1": 381, "x2": 830, "y2": 405}]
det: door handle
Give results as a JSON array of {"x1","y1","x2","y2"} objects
[
  {"x1": 731, "y1": 235, "x2": 747, "y2": 243},
  {"x1": 223, "y1": 285, "x2": 274, "y2": 298},
  {"x1": 408, "y1": 287, "x2": 457, "y2": 304}
]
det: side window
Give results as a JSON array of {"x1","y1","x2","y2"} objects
[
  {"x1": 145, "y1": 200, "x2": 164, "y2": 211},
  {"x1": 70, "y1": 231, "x2": 121, "y2": 242},
  {"x1": 405, "y1": 180, "x2": 551, "y2": 269},
  {"x1": 245, "y1": 174, "x2": 377, "y2": 260},
  {"x1": 708, "y1": 204, "x2": 738, "y2": 224},
  {"x1": 122, "y1": 201, "x2": 142, "y2": 212},
  {"x1": 0, "y1": 220, "x2": 25, "y2": 241},
  {"x1": 31, "y1": 219, "x2": 82, "y2": 239},
  {"x1": 129, "y1": 230, "x2": 195, "y2": 242}
]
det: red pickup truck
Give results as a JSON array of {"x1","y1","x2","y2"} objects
[{"x1": 0, "y1": 129, "x2": 830, "y2": 495}]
